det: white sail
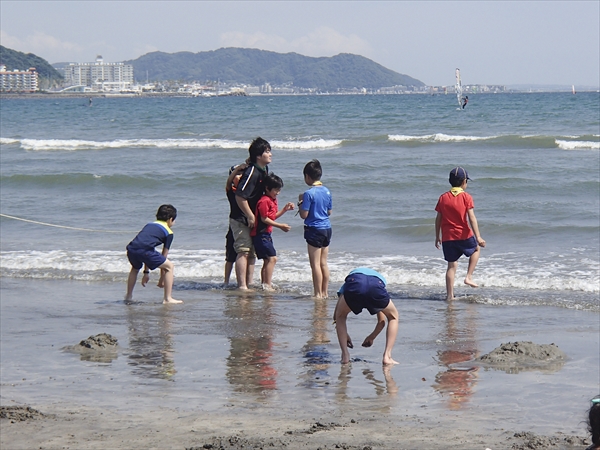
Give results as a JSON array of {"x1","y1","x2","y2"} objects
[{"x1": 455, "y1": 68, "x2": 462, "y2": 107}]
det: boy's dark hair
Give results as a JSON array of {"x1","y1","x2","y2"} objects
[
  {"x1": 156, "y1": 204, "x2": 177, "y2": 221},
  {"x1": 264, "y1": 173, "x2": 284, "y2": 191},
  {"x1": 248, "y1": 137, "x2": 271, "y2": 164},
  {"x1": 303, "y1": 159, "x2": 322, "y2": 181},
  {"x1": 589, "y1": 400, "x2": 600, "y2": 447},
  {"x1": 450, "y1": 177, "x2": 466, "y2": 187}
]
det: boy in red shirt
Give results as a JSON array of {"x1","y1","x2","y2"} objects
[
  {"x1": 435, "y1": 167, "x2": 486, "y2": 300},
  {"x1": 251, "y1": 173, "x2": 295, "y2": 290}
]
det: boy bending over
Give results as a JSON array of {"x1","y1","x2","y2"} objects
[
  {"x1": 333, "y1": 268, "x2": 399, "y2": 365},
  {"x1": 125, "y1": 204, "x2": 182, "y2": 304}
]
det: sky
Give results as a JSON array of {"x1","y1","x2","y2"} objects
[{"x1": 1, "y1": 1, "x2": 599, "y2": 87}]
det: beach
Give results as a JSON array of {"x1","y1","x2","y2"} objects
[
  {"x1": 1, "y1": 92, "x2": 599, "y2": 448},
  {"x1": 1, "y1": 277, "x2": 597, "y2": 449}
]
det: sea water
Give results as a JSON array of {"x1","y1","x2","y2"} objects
[
  {"x1": 1, "y1": 93, "x2": 599, "y2": 436},
  {"x1": 1, "y1": 93, "x2": 598, "y2": 309}
]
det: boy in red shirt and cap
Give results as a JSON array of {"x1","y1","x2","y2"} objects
[{"x1": 435, "y1": 167, "x2": 486, "y2": 301}]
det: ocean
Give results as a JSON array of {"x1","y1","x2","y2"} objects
[
  {"x1": 1, "y1": 93, "x2": 599, "y2": 440},
  {"x1": 1, "y1": 92, "x2": 598, "y2": 309}
]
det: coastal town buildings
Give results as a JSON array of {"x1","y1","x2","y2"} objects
[
  {"x1": 0, "y1": 65, "x2": 39, "y2": 92},
  {"x1": 62, "y1": 56, "x2": 134, "y2": 92}
]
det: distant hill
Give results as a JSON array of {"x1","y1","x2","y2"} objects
[
  {"x1": 0, "y1": 46, "x2": 63, "y2": 82},
  {"x1": 125, "y1": 48, "x2": 424, "y2": 90}
]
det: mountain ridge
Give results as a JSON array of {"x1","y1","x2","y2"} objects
[{"x1": 125, "y1": 48, "x2": 424, "y2": 90}]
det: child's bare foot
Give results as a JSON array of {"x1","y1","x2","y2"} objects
[
  {"x1": 383, "y1": 358, "x2": 399, "y2": 366},
  {"x1": 261, "y1": 284, "x2": 276, "y2": 291},
  {"x1": 464, "y1": 277, "x2": 478, "y2": 288},
  {"x1": 163, "y1": 298, "x2": 183, "y2": 304},
  {"x1": 446, "y1": 296, "x2": 454, "y2": 301},
  {"x1": 124, "y1": 295, "x2": 133, "y2": 301}
]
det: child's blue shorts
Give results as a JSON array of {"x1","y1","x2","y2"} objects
[
  {"x1": 127, "y1": 248, "x2": 166, "y2": 271},
  {"x1": 252, "y1": 232, "x2": 276, "y2": 260},
  {"x1": 442, "y1": 236, "x2": 478, "y2": 262},
  {"x1": 340, "y1": 273, "x2": 390, "y2": 315},
  {"x1": 304, "y1": 226, "x2": 332, "y2": 248}
]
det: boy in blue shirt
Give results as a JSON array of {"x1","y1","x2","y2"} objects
[
  {"x1": 125, "y1": 204, "x2": 182, "y2": 304},
  {"x1": 298, "y1": 159, "x2": 332, "y2": 298},
  {"x1": 333, "y1": 268, "x2": 399, "y2": 365}
]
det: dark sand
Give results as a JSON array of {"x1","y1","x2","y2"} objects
[{"x1": 1, "y1": 278, "x2": 598, "y2": 449}]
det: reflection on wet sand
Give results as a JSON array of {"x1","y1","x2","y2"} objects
[
  {"x1": 125, "y1": 304, "x2": 176, "y2": 380},
  {"x1": 300, "y1": 298, "x2": 332, "y2": 388},
  {"x1": 224, "y1": 293, "x2": 277, "y2": 397},
  {"x1": 433, "y1": 301, "x2": 479, "y2": 410},
  {"x1": 335, "y1": 364, "x2": 399, "y2": 412}
]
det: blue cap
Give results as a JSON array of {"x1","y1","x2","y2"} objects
[{"x1": 449, "y1": 167, "x2": 471, "y2": 184}]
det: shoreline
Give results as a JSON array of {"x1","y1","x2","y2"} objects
[{"x1": 0, "y1": 278, "x2": 598, "y2": 449}]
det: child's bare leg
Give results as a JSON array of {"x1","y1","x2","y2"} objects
[
  {"x1": 319, "y1": 246, "x2": 330, "y2": 298},
  {"x1": 382, "y1": 303, "x2": 399, "y2": 365},
  {"x1": 125, "y1": 267, "x2": 139, "y2": 300},
  {"x1": 446, "y1": 261, "x2": 458, "y2": 300},
  {"x1": 159, "y1": 260, "x2": 182, "y2": 304},
  {"x1": 262, "y1": 256, "x2": 277, "y2": 288},
  {"x1": 307, "y1": 244, "x2": 324, "y2": 297},
  {"x1": 464, "y1": 247, "x2": 480, "y2": 288}
]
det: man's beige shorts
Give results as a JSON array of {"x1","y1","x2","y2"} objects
[{"x1": 229, "y1": 218, "x2": 254, "y2": 255}]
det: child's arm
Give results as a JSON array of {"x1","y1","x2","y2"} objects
[
  {"x1": 141, "y1": 264, "x2": 150, "y2": 287},
  {"x1": 435, "y1": 212, "x2": 442, "y2": 248},
  {"x1": 467, "y1": 209, "x2": 486, "y2": 247},
  {"x1": 225, "y1": 164, "x2": 246, "y2": 191},
  {"x1": 261, "y1": 216, "x2": 291, "y2": 232},
  {"x1": 275, "y1": 202, "x2": 295, "y2": 219},
  {"x1": 362, "y1": 312, "x2": 386, "y2": 347}
]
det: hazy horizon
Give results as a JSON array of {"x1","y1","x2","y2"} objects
[{"x1": 1, "y1": 1, "x2": 598, "y2": 87}]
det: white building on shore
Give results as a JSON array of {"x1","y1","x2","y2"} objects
[
  {"x1": 0, "y1": 65, "x2": 39, "y2": 92},
  {"x1": 63, "y1": 56, "x2": 134, "y2": 92}
]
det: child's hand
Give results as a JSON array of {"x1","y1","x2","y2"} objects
[
  {"x1": 347, "y1": 336, "x2": 354, "y2": 349},
  {"x1": 362, "y1": 336, "x2": 374, "y2": 347},
  {"x1": 157, "y1": 271, "x2": 165, "y2": 288},
  {"x1": 141, "y1": 273, "x2": 150, "y2": 287},
  {"x1": 280, "y1": 223, "x2": 291, "y2": 232},
  {"x1": 435, "y1": 237, "x2": 442, "y2": 249},
  {"x1": 284, "y1": 202, "x2": 295, "y2": 211},
  {"x1": 478, "y1": 237, "x2": 486, "y2": 248}
]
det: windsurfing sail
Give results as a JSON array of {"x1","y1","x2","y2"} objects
[{"x1": 455, "y1": 68, "x2": 463, "y2": 107}]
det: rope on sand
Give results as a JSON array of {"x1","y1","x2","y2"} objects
[{"x1": 0, "y1": 213, "x2": 135, "y2": 234}]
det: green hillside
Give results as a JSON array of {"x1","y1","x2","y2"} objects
[
  {"x1": 126, "y1": 48, "x2": 423, "y2": 90},
  {"x1": 0, "y1": 46, "x2": 63, "y2": 82}
]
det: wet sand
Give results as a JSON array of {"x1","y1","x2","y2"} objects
[{"x1": 1, "y1": 278, "x2": 598, "y2": 449}]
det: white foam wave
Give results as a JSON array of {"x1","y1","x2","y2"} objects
[
  {"x1": 388, "y1": 134, "x2": 496, "y2": 142},
  {"x1": 6, "y1": 137, "x2": 343, "y2": 152},
  {"x1": 556, "y1": 140, "x2": 600, "y2": 150},
  {"x1": 270, "y1": 139, "x2": 343, "y2": 150},
  {"x1": 1, "y1": 249, "x2": 598, "y2": 294},
  {"x1": 16, "y1": 138, "x2": 247, "y2": 151}
]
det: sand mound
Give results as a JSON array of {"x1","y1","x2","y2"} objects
[
  {"x1": 0, "y1": 406, "x2": 45, "y2": 422},
  {"x1": 476, "y1": 341, "x2": 565, "y2": 373},
  {"x1": 62, "y1": 333, "x2": 119, "y2": 362}
]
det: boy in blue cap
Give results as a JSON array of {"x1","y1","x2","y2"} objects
[
  {"x1": 435, "y1": 167, "x2": 486, "y2": 301},
  {"x1": 333, "y1": 268, "x2": 399, "y2": 365}
]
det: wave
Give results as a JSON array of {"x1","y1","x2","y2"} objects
[
  {"x1": 556, "y1": 139, "x2": 600, "y2": 150},
  {"x1": 1, "y1": 249, "x2": 597, "y2": 296},
  {"x1": 388, "y1": 133, "x2": 600, "y2": 149},
  {"x1": 0, "y1": 137, "x2": 343, "y2": 152}
]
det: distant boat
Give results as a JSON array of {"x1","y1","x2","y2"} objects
[{"x1": 572, "y1": 85, "x2": 576, "y2": 94}]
